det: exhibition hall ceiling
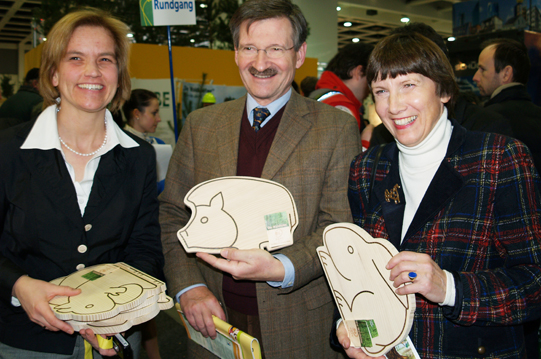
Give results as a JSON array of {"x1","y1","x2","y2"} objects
[
  {"x1": 0, "y1": 0, "x2": 457, "y2": 48},
  {"x1": 337, "y1": 0, "x2": 456, "y2": 47}
]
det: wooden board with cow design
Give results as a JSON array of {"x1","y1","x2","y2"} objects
[{"x1": 317, "y1": 223, "x2": 415, "y2": 357}]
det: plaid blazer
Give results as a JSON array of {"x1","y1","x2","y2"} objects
[
  {"x1": 160, "y1": 90, "x2": 361, "y2": 358},
  {"x1": 349, "y1": 119, "x2": 541, "y2": 358}
]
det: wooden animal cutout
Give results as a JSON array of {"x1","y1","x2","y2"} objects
[
  {"x1": 49, "y1": 263, "x2": 169, "y2": 322},
  {"x1": 66, "y1": 292, "x2": 173, "y2": 334},
  {"x1": 317, "y1": 223, "x2": 415, "y2": 357},
  {"x1": 178, "y1": 176, "x2": 298, "y2": 253}
]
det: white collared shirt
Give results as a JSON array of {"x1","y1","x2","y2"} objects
[{"x1": 21, "y1": 105, "x2": 139, "y2": 216}]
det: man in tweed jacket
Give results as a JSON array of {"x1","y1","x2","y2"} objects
[{"x1": 159, "y1": 0, "x2": 361, "y2": 357}]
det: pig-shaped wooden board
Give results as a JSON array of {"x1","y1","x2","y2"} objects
[
  {"x1": 49, "y1": 262, "x2": 173, "y2": 331},
  {"x1": 317, "y1": 223, "x2": 415, "y2": 357},
  {"x1": 178, "y1": 176, "x2": 298, "y2": 253}
]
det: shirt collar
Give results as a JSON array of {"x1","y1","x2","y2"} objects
[
  {"x1": 491, "y1": 82, "x2": 523, "y2": 99},
  {"x1": 246, "y1": 88, "x2": 292, "y2": 127},
  {"x1": 21, "y1": 105, "x2": 139, "y2": 153}
]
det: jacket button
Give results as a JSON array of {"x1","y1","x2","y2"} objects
[
  {"x1": 478, "y1": 346, "x2": 486, "y2": 354},
  {"x1": 84, "y1": 224, "x2": 92, "y2": 231},
  {"x1": 77, "y1": 245, "x2": 88, "y2": 253},
  {"x1": 76, "y1": 264, "x2": 85, "y2": 271}
]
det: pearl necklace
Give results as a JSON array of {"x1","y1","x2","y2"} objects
[{"x1": 59, "y1": 120, "x2": 107, "y2": 157}]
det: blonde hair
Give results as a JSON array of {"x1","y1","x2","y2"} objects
[{"x1": 40, "y1": 8, "x2": 131, "y2": 112}]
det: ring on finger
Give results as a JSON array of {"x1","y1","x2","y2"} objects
[{"x1": 408, "y1": 272, "x2": 417, "y2": 281}]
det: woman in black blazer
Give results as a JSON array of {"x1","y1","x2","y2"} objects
[{"x1": 0, "y1": 8, "x2": 163, "y2": 358}]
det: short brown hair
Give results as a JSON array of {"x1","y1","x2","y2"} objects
[
  {"x1": 40, "y1": 8, "x2": 131, "y2": 113},
  {"x1": 230, "y1": 0, "x2": 308, "y2": 51},
  {"x1": 367, "y1": 33, "x2": 458, "y2": 111}
]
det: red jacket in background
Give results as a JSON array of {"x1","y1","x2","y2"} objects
[{"x1": 315, "y1": 71, "x2": 362, "y2": 130}]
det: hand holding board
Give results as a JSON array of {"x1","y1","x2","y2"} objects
[{"x1": 49, "y1": 263, "x2": 173, "y2": 334}]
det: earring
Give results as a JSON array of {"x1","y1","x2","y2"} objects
[{"x1": 55, "y1": 97, "x2": 61, "y2": 113}]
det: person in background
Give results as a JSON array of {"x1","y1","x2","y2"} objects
[
  {"x1": 159, "y1": 0, "x2": 361, "y2": 357},
  {"x1": 300, "y1": 75, "x2": 317, "y2": 97},
  {"x1": 122, "y1": 89, "x2": 165, "y2": 145},
  {"x1": 311, "y1": 42, "x2": 374, "y2": 134},
  {"x1": 291, "y1": 79, "x2": 300, "y2": 93},
  {"x1": 334, "y1": 32, "x2": 541, "y2": 359},
  {"x1": 0, "y1": 8, "x2": 163, "y2": 358},
  {"x1": 0, "y1": 68, "x2": 43, "y2": 127},
  {"x1": 201, "y1": 92, "x2": 216, "y2": 107},
  {"x1": 123, "y1": 89, "x2": 169, "y2": 359},
  {"x1": 473, "y1": 38, "x2": 541, "y2": 172}
]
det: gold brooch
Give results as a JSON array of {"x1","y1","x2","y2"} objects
[{"x1": 384, "y1": 184, "x2": 401, "y2": 204}]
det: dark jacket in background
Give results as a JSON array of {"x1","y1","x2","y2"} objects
[
  {"x1": 484, "y1": 84, "x2": 541, "y2": 173},
  {"x1": 0, "y1": 85, "x2": 43, "y2": 126}
]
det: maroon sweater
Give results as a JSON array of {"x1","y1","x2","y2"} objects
[{"x1": 222, "y1": 105, "x2": 285, "y2": 315}]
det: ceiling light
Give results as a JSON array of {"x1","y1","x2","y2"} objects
[
  {"x1": 400, "y1": 16, "x2": 410, "y2": 23},
  {"x1": 352, "y1": 38, "x2": 360, "y2": 43},
  {"x1": 190, "y1": 39, "x2": 195, "y2": 43},
  {"x1": 337, "y1": 6, "x2": 341, "y2": 11},
  {"x1": 447, "y1": 36, "x2": 456, "y2": 42},
  {"x1": 344, "y1": 22, "x2": 352, "y2": 27},
  {"x1": 127, "y1": 33, "x2": 134, "y2": 38},
  {"x1": 200, "y1": 3, "x2": 207, "y2": 8}
]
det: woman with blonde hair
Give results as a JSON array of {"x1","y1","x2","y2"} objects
[{"x1": 0, "y1": 8, "x2": 163, "y2": 358}]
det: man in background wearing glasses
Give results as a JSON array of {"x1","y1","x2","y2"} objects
[{"x1": 159, "y1": 0, "x2": 361, "y2": 358}]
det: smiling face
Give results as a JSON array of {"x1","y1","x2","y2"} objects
[
  {"x1": 52, "y1": 25, "x2": 119, "y2": 116},
  {"x1": 372, "y1": 73, "x2": 450, "y2": 147},
  {"x1": 133, "y1": 98, "x2": 161, "y2": 134},
  {"x1": 235, "y1": 17, "x2": 306, "y2": 106}
]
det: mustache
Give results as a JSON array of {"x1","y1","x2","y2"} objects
[{"x1": 249, "y1": 67, "x2": 277, "y2": 77}]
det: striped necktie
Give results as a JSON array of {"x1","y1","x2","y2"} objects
[{"x1": 252, "y1": 107, "x2": 271, "y2": 133}]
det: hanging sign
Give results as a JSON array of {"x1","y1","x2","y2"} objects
[{"x1": 140, "y1": 0, "x2": 196, "y2": 26}]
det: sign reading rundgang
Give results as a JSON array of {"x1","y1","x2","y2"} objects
[{"x1": 140, "y1": 0, "x2": 196, "y2": 26}]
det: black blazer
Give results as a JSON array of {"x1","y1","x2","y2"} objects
[{"x1": 0, "y1": 120, "x2": 164, "y2": 354}]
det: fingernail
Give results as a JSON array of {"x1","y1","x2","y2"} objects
[{"x1": 221, "y1": 249, "x2": 228, "y2": 257}]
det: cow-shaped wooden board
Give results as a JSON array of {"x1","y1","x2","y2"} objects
[
  {"x1": 49, "y1": 262, "x2": 172, "y2": 328},
  {"x1": 317, "y1": 223, "x2": 415, "y2": 357},
  {"x1": 178, "y1": 176, "x2": 298, "y2": 253}
]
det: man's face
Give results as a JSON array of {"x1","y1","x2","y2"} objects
[
  {"x1": 473, "y1": 45, "x2": 504, "y2": 97},
  {"x1": 235, "y1": 17, "x2": 306, "y2": 106}
]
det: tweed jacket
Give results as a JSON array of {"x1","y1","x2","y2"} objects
[
  {"x1": 349, "y1": 119, "x2": 541, "y2": 358},
  {"x1": 160, "y1": 90, "x2": 361, "y2": 358},
  {"x1": 0, "y1": 118, "x2": 163, "y2": 354}
]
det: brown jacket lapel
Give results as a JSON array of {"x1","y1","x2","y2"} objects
[{"x1": 262, "y1": 91, "x2": 312, "y2": 180}]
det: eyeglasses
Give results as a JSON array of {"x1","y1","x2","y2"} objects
[{"x1": 238, "y1": 45, "x2": 295, "y2": 59}]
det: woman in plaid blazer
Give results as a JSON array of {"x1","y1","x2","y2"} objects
[{"x1": 337, "y1": 33, "x2": 541, "y2": 358}]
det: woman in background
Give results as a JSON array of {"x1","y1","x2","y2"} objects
[
  {"x1": 123, "y1": 89, "x2": 164, "y2": 145},
  {"x1": 0, "y1": 8, "x2": 163, "y2": 358}
]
